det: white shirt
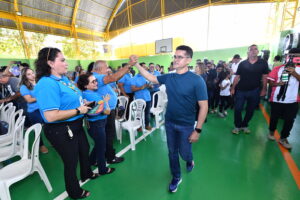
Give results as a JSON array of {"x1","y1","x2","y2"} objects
[
  {"x1": 230, "y1": 61, "x2": 240, "y2": 83},
  {"x1": 220, "y1": 79, "x2": 231, "y2": 96}
]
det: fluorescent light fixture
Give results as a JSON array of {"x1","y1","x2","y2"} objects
[{"x1": 16, "y1": 11, "x2": 22, "y2": 16}]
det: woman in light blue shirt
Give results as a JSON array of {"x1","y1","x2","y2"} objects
[
  {"x1": 77, "y1": 73, "x2": 115, "y2": 175},
  {"x1": 19, "y1": 67, "x2": 48, "y2": 154},
  {"x1": 35, "y1": 47, "x2": 97, "y2": 199}
]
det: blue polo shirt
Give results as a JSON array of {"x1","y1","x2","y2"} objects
[
  {"x1": 149, "y1": 70, "x2": 161, "y2": 92},
  {"x1": 132, "y1": 74, "x2": 151, "y2": 102},
  {"x1": 82, "y1": 90, "x2": 107, "y2": 121},
  {"x1": 35, "y1": 75, "x2": 84, "y2": 123},
  {"x1": 20, "y1": 85, "x2": 39, "y2": 113},
  {"x1": 157, "y1": 71, "x2": 208, "y2": 126},
  {"x1": 93, "y1": 72, "x2": 118, "y2": 109},
  {"x1": 118, "y1": 73, "x2": 133, "y2": 93}
]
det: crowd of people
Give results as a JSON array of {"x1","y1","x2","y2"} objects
[{"x1": 0, "y1": 44, "x2": 299, "y2": 198}]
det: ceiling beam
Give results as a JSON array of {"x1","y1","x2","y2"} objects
[
  {"x1": 0, "y1": 11, "x2": 106, "y2": 38},
  {"x1": 105, "y1": 0, "x2": 125, "y2": 33},
  {"x1": 13, "y1": 0, "x2": 31, "y2": 58},
  {"x1": 71, "y1": 0, "x2": 80, "y2": 57}
]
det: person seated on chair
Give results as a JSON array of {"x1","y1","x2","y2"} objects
[
  {"x1": 77, "y1": 73, "x2": 116, "y2": 175},
  {"x1": 131, "y1": 64, "x2": 153, "y2": 131},
  {"x1": 19, "y1": 67, "x2": 48, "y2": 154}
]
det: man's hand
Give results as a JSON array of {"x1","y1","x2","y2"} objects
[
  {"x1": 129, "y1": 55, "x2": 138, "y2": 66},
  {"x1": 230, "y1": 88, "x2": 235, "y2": 96},
  {"x1": 260, "y1": 89, "x2": 267, "y2": 97},
  {"x1": 188, "y1": 131, "x2": 200, "y2": 143}
]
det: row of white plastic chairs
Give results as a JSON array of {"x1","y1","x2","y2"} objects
[
  {"x1": 115, "y1": 89, "x2": 168, "y2": 151},
  {"x1": 0, "y1": 103, "x2": 52, "y2": 200}
]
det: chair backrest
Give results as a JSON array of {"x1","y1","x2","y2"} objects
[
  {"x1": 8, "y1": 109, "x2": 23, "y2": 136},
  {"x1": 22, "y1": 124, "x2": 42, "y2": 174},
  {"x1": 117, "y1": 96, "x2": 129, "y2": 120},
  {"x1": 128, "y1": 99, "x2": 146, "y2": 125},
  {"x1": 151, "y1": 91, "x2": 166, "y2": 110},
  {"x1": 0, "y1": 103, "x2": 3, "y2": 111},
  {"x1": 4, "y1": 116, "x2": 25, "y2": 159},
  {"x1": 0, "y1": 103, "x2": 14, "y2": 121}
]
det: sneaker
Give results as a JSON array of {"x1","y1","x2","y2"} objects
[
  {"x1": 186, "y1": 161, "x2": 195, "y2": 172},
  {"x1": 39, "y1": 146, "x2": 49, "y2": 154},
  {"x1": 169, "y1": 177, "x2": 182, "y2": 193},
  {"x1": 241, "y1": 127, "x2": 251, "y2": 134},
  {"x1": 279, "y1": 138, "x2": 292, "y2": 149},
  {"x1": 107, "y1": 157, "x2": 125, "y2": 164},
  {"x1": 223, "y1": 111, "x2": 228, "y2": 116},
  {"x1": 267, "y1": 132, "x2": 275, "y2": 141},
  {"x1": 209, "y1": 110, "x2": 215, "y2": 114},
  {"x1": 137, "y1": 127, "x2": 142, "y2": 132},
  {"x1": 145, "y1": 126, "x2": 152, "y2": 131},
  {"x1": 218, "y1": 112, "x2": 225, "y2": 118},
  {"x1": 232, "y1": 127, "x2": 240, "y2": 134}
]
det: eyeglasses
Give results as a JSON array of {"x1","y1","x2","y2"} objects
[
  {"x1": 46, "y1": 48, "x2": 52, "y2": 61},
  {"x1": 172, "y1": 55, "x2": 190, "y2": 60},
  {"x1": 90, "y1": 79, "x2": 97, "y2": 84}
]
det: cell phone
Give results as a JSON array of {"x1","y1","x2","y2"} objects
[
  {"x1": 9, "y1": 65, "x2": 21, "y2": 76},
  {"x1": 86, "y1": 101, "x2": 96, "y2": 107}
]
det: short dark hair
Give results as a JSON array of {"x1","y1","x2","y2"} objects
[
  {"x1": 77, "y1": 73, "x2": 93, "y2": 91},
  {"x1": 248, "y1": 44, "x2": 258, "y2": 50},
  {"x1": 140, "y1": 62, "x2": 145, "y2": 66},
  {"x1": 149, "y1": 62, "x2": 154, "y2": 66},
  {"x1": 274, "y1": 55, "x2": 282, "y2": 61},
  {"x1": 122, "y1": 63, "x2": 128, "y2": 67},
  {"x1": 21, "y1": 63, "x2": 30, "y2": 68},
  {"x1": 233, "y1": 54, "x2": 240, "y2": 59},
  {"x1": 176, "y1": 45, "x2": 193, "y2": 58},
  {"x1": 0, "y1": 66, "x2": 7, "y2": 73},
  {"x1": 87, "y1": 62, "x2": 94, "y2": 73}
]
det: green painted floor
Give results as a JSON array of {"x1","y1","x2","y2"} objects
[{"x1": 8, "y1": 104, "x2": 300, "y2": 200}]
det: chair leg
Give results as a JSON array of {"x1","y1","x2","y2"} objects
[
  {"x1": 128, "y1": 129, "x2": 136, "y2": 151},
  {"x1": 0, "y1": 181, "x2": 11, "y2": 200},
  {"x1": 155, "y1": 114, "x2": 159, "y2": 129},
  {"x1": 34, "y1": 160, "x2": 53, "y2": 192},
  {"x1": 115, "y1": 121, "x2": 122, "y2": 144}
]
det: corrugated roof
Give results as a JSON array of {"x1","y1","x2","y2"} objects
[{"x1": 0, "y1": 0, "x2": 287, "y2": 41}]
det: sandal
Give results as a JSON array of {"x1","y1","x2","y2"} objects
[
  {"x1": 90, "y1": 173, "x2": 100, "y2": 179},
  {"x1": 100, "y1": 167, "x2": 115, "y2": 175},
  {"x1": 81, "y1": 173, "x2": 100, "y2": 182},
  {"x1": 78, "y1": 190, "x2": 90, "y2": 199}
]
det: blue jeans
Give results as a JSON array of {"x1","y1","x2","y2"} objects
[
  {"x1": 165, "y1": 121, "x2": 194, "y2": 179},
  {"x1": 234, "y1": 88, "x2": 260, "y2": 128},
  {"x1": 88, "y1": 119, "x2": 108, "y2": 174}
]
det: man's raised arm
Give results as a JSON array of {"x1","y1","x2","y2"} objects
[{"x1": 129, "y1": 55, "x2": 159, "y2": 84}]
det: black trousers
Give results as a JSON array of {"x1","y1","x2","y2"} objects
[
  {"x1": 269, "y1": 102, "x2": 299, "y2": 139},
  {"x1": 125, "y1": 93, "x2": 134, "y2": 120},
  {"x1": 105, "y1": 109, "x2": 117, "y2": 161},
  {"x1": 44, "y1": 118, "x2": 93, "y2": 199},
  {"x1": 219, "y1": 96, "x2": 231, "y2": 113}
]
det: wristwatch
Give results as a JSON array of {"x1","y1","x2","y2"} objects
[
  {"x1": 75, "y1": 108, "x2": 80, "y2": 115},
  {"x1": 195, "y1": 128, "x2": 202, "y2": 134}
]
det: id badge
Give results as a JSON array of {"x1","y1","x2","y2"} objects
[{"x1": 79, "y1": 96, "x2": 84, "y2": 106}]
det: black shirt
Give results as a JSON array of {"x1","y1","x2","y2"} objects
[{"x1": 236, "y1": 59, "x2": 269, "y2": 91}]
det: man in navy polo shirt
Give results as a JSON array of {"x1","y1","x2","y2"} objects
[{"x1": 130, "y1": 45, "x2": 208, "y2": 193}]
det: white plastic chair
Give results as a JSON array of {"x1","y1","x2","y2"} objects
[
  {"x1": 0, "y1": 103, "x2": 15, "y2": 122},
  {"x1": 121, "y1": 99, "x2": 146, "y2": 151},
  {"x1": 0, "y1": 124, "x2": 52, "y2": 200},
  {"x1": 0, "y1": 109, "x2": 24, "y2": 147},
  {"x1": 0, "y1": 115, "x2": 25, "y2": 162},
  {"x1": 150, "y1": 91, "x2": 165, "y2": 128},
  {"x1": 115, "y1": 96, "x2": 129, "y2": 143}
]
